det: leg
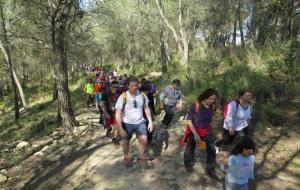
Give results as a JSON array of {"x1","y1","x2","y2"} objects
[
  {"x1": 184, "y1": 133, "x2": 196, "y2": 168},
  {"x1": 216, "y1": 128, "x2": 235, "y2": 148},
  {"x1": 121, "y1": 123, "x2": 134, "y2": 166},
  {"x1": 162, "y1": 105, "x2": 175, "y2": 126},
  {"x1": 203, "y1": 129, "x2": 217, "y2": 178},
  {"x1": 122, "y1": 139, "x2": 130, "y2": 157},
  {"x1": 138, "y1": 135, "x2": 147, "y2": 160}
]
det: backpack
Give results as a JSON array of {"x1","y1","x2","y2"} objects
[
  {"x1": 121, "y1": 91, "x2": 147, "y2": 110},
  {"x1": 223, "y1": 99, "x2": 239, "y2": 118}
]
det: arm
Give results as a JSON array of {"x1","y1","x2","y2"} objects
[
  {"x1": 101, "y1": 101, "x2": 110, "y2": 119},
  {"x1": 225, "y1": 101, "x2": 238, "y2": 135},
  {"x1": 115, "y1": 109, "x2": 127, "y2": 138},
  {"x1": 187, "y1": 120, "x2": 201, "y2": 144},
  {"x1": 159, "y1": 87, "x2": 167, "y2": 109},
  {"x1": 177, "y1": 93, "x2": 183, "y2": 109},
  {"x1": 144, "y1": 106, "x2": 153, "y2": 132}
]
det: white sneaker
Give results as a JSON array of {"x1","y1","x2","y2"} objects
[{"x1": 215, "y1": 146, "x2": 221, "y2": 154}]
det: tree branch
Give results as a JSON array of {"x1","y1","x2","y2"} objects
[{"x1": 155, "y1": 0, "x2": 181, "y2": 43}]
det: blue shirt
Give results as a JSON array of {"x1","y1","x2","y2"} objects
[
  {"x1": 95, "y1": 92, "x2": 102, "y2": 107},
  {"x1": 227, "y1": 154, "x2": 255, "y2": 185}
]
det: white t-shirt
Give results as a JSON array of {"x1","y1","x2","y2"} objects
[
  {"x1": 223, "y1": 100, "x2": 251, "y2": 131},
  {"x1": 115, "y1": 91, "x2": 149, "y2": 124}
]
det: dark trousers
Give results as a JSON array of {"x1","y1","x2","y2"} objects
[
  {"x1": 184, "y1": 129, "x2": 216, "y2": 170},
  {"x1": 216, "y1": 127, "x2": 249, "y2": 148},
  {"x1": 86, "y1": 94, "x2": 94, "y2": 106},
  {"x1": 162, "y1": 105, "x2": 176, "y2": 126}
]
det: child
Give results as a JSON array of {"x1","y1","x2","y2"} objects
[{"x1": 226, "y1": 136, "x2": 255, "y2": 190}]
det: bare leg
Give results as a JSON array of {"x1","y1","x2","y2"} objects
[
  {"x1": 138, "y1": 135, "x2": 147, "y2": 159},
  {"x1": 122, "y1": 139, "x2": 130, "y2": 157}
]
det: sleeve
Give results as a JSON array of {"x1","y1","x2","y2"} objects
[
  {"x1": 227, "y1": 155, "x2": 236, "y2": 174},
  {"x1": 248, "y1": 105, "x2": 252, "y2": 119},
  {"x1": 224, "y1": 101, "x2": 238, "y2": 129},
  {"x1": 186, "y1": 103, "x2": 196, "y2": 121},
  {"x1": 159, "y1": 87, "x2": 168, "y2": 102},
  {"x1": 250, "y1": 155, "x2": 255, "y2": 179},
  {"x1": 114, "y1": 94, "x2": 124, "y2": 110}
]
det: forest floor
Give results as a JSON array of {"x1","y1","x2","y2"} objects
[
  {"x1": 0, "y1": 102, "x2": 299, "y2": 190},
  {"x1": 0, "y1": 76, "x2": 300, "y2": 190}
]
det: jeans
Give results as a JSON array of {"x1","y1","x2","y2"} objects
[
  {"x1": 184, "y1": 129, "x2": 216, "y2": 170},
  {"x1": 216, "y1": 127, "x2": 249, "y2": 148},
  {"x1": 162, "y1": 105, "x2": 176, "y2": 126}
]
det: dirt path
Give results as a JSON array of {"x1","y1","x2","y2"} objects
[{"x1": 17, "y1": 107, "x2": 300, "y2": 190}]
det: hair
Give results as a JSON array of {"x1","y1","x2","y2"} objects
[
  {"x1": 172, "y1": 79, "x2": 181, "y2": 86},
  {"x1": 198, "y1": 88, "x2": 218, "y2": 102},
  {"x1": 231, "y1": 136, "x2": 256, "y2": 155},
  {"x1": 89, "y1": 79, "x2": 93, "y2": 83},
  {"x1": 238, "y1": 89, "x2": 252, "y2": 98},
  {"x1": 126, "y1": 76, "x2": 139, "y2": 86}
]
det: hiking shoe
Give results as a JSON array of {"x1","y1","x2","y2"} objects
[
  {"x1": 112, "y1": 137, "x2": 120, "y2": 145},
  {"x1": 184, "y1": 165, "x2": 194, "y2": 173},
  {"x1": 215, "y1": 146, "x2": 221, "y2": 155},
  {"x1": 124, "y1": 156, "x2": 133, "y2": 167},
  {"x1": 206, "y1": 169, "x2": 219, "y2": 180},
  {"x1": 106, "y1": 127, "x2": 112, "y2": 137},
  {"x1": 160, "y1": 124, "x2": 168, "y2": 129},
  {"x1": 137, "y1": 157, "x2": 150, "y2": 169}
]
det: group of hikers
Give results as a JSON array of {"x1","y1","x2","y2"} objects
[{"x1": 83, "y1": 65, "x2": 255, "y2": 190}]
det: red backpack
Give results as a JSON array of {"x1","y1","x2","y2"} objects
[{"x1": 223, "y1": 99, "x2": 239, "y2": 118}]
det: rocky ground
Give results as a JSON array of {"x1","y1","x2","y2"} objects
[{"x1": 0, "y1": 106, "x2": 299, "y2": 190}]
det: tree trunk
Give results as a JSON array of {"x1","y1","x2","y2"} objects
[
  {"x1": 156, "y1": 0, "x2": 193, "y2": 91},
  {"x1": 12, "y1": 68, "x2": 28, "y2": 108},
  {"x1": 53, "y1": 0, "x2": 76, "y2": 133},
  {"x1": 233, "y1": 16, "x2": 237, "y2": 46},
  {"x1": 181, "y1": 39, "x2": 193, "y2": 92},
  {"x1": 0, "y1": 2, "x2": 19, "y2": 119},
  {"x1": 159, "y1": 21, "x2": 168, "y2": 78},
  {"x1": 238, "y1": 0, "x2": 245, "y2": 47}
]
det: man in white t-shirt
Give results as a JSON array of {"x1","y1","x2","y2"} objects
[{"x1": 115, "y1": 76, "x2": 153, "y2": 168}]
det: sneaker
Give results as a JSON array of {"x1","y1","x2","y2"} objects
[
  {"x1": 106, "y1": 127, "x2": 112, "y2": 137},
  {"x1": 124, "y1": 156, "x2": 133, "y2": 167},
  {"x1": 137, "y1": 157, "x2": 150, "y2": 169},
  {"x1": 112, "y1": 137, "x2": 120, "y2": 145},
  {"x1": 215, "y1": 146, "x2": 221, "y2": 155}
]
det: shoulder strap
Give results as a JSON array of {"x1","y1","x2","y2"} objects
[
  {"x1": 195, "y1": 100, "x2": 200, "y2": 113},
  {"x1": 122, "y1": 92, "x2": 127, "y2": 110},
  {"x1": 140, "y1": 92, "x2": 146, "y2": 107}
]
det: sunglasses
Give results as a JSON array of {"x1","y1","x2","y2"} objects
[{"x1": 133, "y1": 99, "x2": 137, "y2": 108}]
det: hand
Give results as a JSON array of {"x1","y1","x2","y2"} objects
[
  {"x1": 229, "y1": 128, "x2": 235, "y2": 136},
  {"x1": 194, "y1": 133, "x2": 201, "y2": 144},
  {"x1": 148, "y1": 122, "x2": 153, "y2": 132},
  {"x1": 96, "y1": 107, "x2": 99, "y2": 112},
  {"x1": 119, "y1": 127, "x2": 127, "y2": 138},
  {"x1": 160, "y1": 104, "x2": 164, "y2": 109}
]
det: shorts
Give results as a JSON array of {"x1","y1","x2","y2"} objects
[{"x1": 121, "y1": 122, "x2": 147, "y2": 140}]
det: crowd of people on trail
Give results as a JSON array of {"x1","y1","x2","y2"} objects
[{"x1": 83, "y1": 64, "x2": 255, "y2": 190}]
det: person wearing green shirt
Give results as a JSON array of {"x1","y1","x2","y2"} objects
[{"x1": 84, "y1": 79, "x2": 94, "y2": 107}]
